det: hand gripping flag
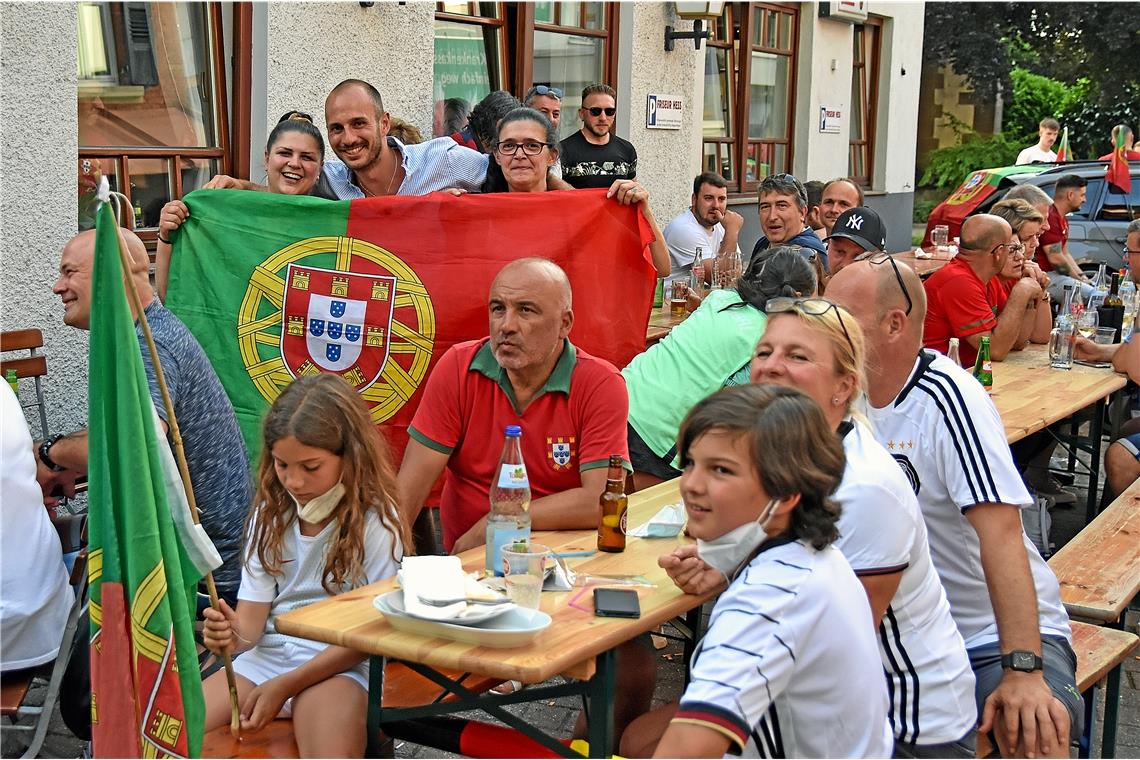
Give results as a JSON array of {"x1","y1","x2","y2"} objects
[
  {"x1": 165, "y1": 189, "x2": 657, "y2": 461},
  {"x1": 88, "y1": 200, "x2": 209, "y2": 758}
]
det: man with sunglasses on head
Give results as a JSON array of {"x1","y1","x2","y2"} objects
[
  {"x1": 751, "y1": 173, "x2": 828, "y2": 267},
  {"x1": 524, "y1": 85, "x2": 564, "y2": 179},
  {"x1": 560, "y1": 84, "x2": 638, "y2": 189},
  {"x1": 921, "y1": 214, "x2": 1043, "y2": 368},
  {"x1": 827, "y1": 258, "x2": 1081, "y2": 760}
]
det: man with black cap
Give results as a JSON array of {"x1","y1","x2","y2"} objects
[{"x1": 825, "y1": 206, "x2": 887, "y2": 275}]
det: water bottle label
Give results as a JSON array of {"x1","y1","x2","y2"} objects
[
  {"x1": 486, "y1": 524, "x2": 531, "y2": 576},
  {"x1": 497, "y1": 463, "x2": 529, "y2": 489}
]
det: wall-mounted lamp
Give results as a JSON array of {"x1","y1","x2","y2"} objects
[{"x1": 665, "y1": 1, "x2": 726, "y2": 51}]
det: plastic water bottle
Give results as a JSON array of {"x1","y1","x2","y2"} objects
[{"x1": 486, "y1": 425, "x2": 532, "y2": 576}]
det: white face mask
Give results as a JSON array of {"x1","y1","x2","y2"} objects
[
  {"x1": 696, "y1": 498, "x2": 782, "y2": 580},
  {"x1": 288, "y1": 481, "x2": 345, "y2": 524}
]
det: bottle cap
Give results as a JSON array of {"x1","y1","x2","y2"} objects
[{"x1": 505, "y1": 425, "x2": 522, "y2": 437}]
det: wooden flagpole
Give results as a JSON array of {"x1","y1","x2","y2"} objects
[{"x1": 107, "y1": 192, "x2": 244, "y2": 740}]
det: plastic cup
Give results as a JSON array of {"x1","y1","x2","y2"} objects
[
  {"x1": 1094, "y1": 326, "x2": 1116, "y2": 345},
  {"x1": 502, "y1": 543, "x2": 549, "y2": 609}
]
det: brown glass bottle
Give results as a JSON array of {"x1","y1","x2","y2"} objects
[{"x1": 597, "y1": 455, "x2": 628, "y2": 553}]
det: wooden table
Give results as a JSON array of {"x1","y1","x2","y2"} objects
[
  {"x1": 893, "y1": 250, "x2": 953, "y2": 278},
  {"x1": 276, "y1": 479, "x2": 706, "y2": 758},
  {"x1": 989, "y1": 344, "x2": 1127, "y2": 518},
  {"x1": 646, "y1": 302, "x2": 687, "y2": 345}
]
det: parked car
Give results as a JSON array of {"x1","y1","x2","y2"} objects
[{"x1": 923, "y1": 160, "x2": 1140, "y2": 272}]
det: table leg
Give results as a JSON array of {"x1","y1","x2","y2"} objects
[
  {"x1": 585, "y1": 648, "x2": 617, "y2": 758},
  {"x1": 367, "y1": 655, "x2": 388, "y2": 758},
  {"x1": 1084, "y1": 398, "x2": 1106, "y2": 523},
  {"x1": 681, "y1": 606, "x2": 702, "y2": 688},
  {"x1": 1103, "y1": 662, "x2": 1122, "y2": 758}
]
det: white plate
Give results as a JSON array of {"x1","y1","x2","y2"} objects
[
  {"x1": 398, "y1": 588, "x2": 517, "y2": 625},
  {"x1": 373, "y1": 591, "x2": 551, "y2": 649}
]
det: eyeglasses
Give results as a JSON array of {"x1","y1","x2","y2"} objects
[
  {"x1": 528, "y1": 85, "x2": 563, "y2": 100},
  {"x1": 988, "y1": 242, "x2": 1011, "y2": 256},
  {"x1": 494, "y1": 140, "x2": 554, "y2": 156},
  {"x1": 854, "y1": 252, "x2": 913, "y2": 315},
  {"x1": 1125, "y1": 247, "x2": 1140, "y2": 256},
  {"x1": 1008, "y1": 242, "x2": 1026, "y2": 256},
  {"x1": 585, "y1": 107, "x2": 617, "y2": 117},
  {"x1": 765, "y1": 297, "x2": 855, "y2": 356}
]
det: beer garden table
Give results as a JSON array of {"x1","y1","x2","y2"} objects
[
  {"x1": 893, "y1": 250, "x2": 954, "y2": 279},
  {"x1": 990, "y1": 344, "x2": 1127, "y2": 519},
  {"x1": 275, "y1": 479, "x2": 709, "y2": 758}
]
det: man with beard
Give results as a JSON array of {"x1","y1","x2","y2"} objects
[
  {"x1": 662, "y1": 172, "x2": 743, "y2": 274},
  {"x1": 560, "y1": 84, "x2": 638, "y2": 189}
]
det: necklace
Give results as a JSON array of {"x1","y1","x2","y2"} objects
[{"x1": 361, "y1": 151, "x2": 401, "y2": 197}]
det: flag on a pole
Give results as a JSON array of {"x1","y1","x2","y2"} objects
[
  {"x1": 1107, "y1": 126, "x2": 1132, "y2": 194},
  {"x1": 88, "y1": 200, "x2": 206, "y2": 758},
  {"x1": 1054, "y1": 126, "x2": 1071, "y2": 162},
  {"x1": 165, "y1": 189, "x2": 656, "y2": 461}
]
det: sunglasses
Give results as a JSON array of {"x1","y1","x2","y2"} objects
[
  {"x1": 765, "y1": 297, "x2": 855, "y2": 356},
  {"x1": 530, "y1": 85, "x2": 563, "y2": 99},
  {"x1": 759, "y1": 173, "x2": 807, "y2": 205},
  {"x1": 854, "y1": 251, "x2": 913, "y2": 316},
  {"x1": 585, "y1": 107, "x2": 617, "y2": 117}
]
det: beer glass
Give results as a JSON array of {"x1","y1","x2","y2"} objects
[{"x1": 932, "y1": 225, "x2": 950, "y2": 250}]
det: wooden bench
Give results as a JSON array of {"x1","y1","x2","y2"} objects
[
  {"x1": 201, "y1": 662, "x2": 501, "y2": 758},
  {"x1": 1048, "y1": 478, "x2": 1140, "y2": 624}
]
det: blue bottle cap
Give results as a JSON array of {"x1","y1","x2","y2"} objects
[{"x1": 505, "y1": 425, "x2": 522, "y2": 437}]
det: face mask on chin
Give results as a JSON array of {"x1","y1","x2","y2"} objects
[
  {"x1": 696, "y1": 498, "x2": 782, "y2": 581},
  {"x1": 288, "y1": 482, "x2": 346, "y2": 524}
]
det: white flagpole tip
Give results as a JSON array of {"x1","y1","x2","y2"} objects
[{"x1": 96, "y1": 175, "x2": 111, "y2": 204}]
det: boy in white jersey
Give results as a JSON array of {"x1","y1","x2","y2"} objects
[
  {"x1": 828, "y1": 256, "x2": 1080, "y2": 759},
  {"x1": 621, "y1": 385, "x2": 893, "y2": 759}
]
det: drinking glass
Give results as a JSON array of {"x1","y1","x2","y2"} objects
[
  {"x1": 712, "y1": 251, "x2": 742, "y2": 289},
  {"x1": 1094, "y1": 326, "x2": 1116, "y2": 345},
  {"x1": 501, "y1": 543, "x2": 549, "y2": 609},
  {"x1": 1049, "y1": 326, "x2": 1074, "y2": 370},
  {"x1": 932, "y1": 225, "x2": 949, "y2": 250},
  {"x1": 1076, "y1": 309, "x2": 1098, "y2": 340}
]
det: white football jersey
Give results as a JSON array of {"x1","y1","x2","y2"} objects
[
  {"x1": 676, "y1": 538, "x2": 894, "y2": 758},
  {"x1": 834, "y1": 419, "x2": 976, "y2": 745},
  {"x1": 864, "y1": 351, "x2": 1071, "y2": 648}
]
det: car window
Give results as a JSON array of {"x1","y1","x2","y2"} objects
[
  {"x1": 1040, "y1": 178, "x2": 1102, "y2": 219},
  {"x1": 1099, "y1": 174, "x2": 1140, "y2": 221}
]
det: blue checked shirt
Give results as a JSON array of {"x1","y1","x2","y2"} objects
[{"x1": 322, "y1": 136, "x2": 489, "y2": 199}]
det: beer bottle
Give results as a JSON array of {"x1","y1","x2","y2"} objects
[
  {"x1": 972, "y1": 336, "x2": 993, "y2": 393},
  {"x1": 5, "y1": 369, "x2": 18, "y2": 395},
  {"x1": 597, "y1": 455, "x2": 628, "y2": 553}
]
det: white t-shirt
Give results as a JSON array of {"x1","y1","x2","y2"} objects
[
  {"x1": 662, "y1": 209, "x2": 736, "y2": 272},
  {"x1": 864, "y1": 351, "x2": 1071, "y2": 649},
  {"x1": 676, "y1": 538, "x2": 893, "y2": 759},
  {"x1": 833, "y1": 419, "x2": 976, "y2": 745},
  {"x1": 1016, "y1": 146, "x2": 1057, "y2": 165},
  {"x1": 0, "y1": 386, "x2": 73, "y2": 671}
]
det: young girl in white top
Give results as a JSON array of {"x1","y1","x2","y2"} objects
[{"x1": 201, "y1": 374, "x2": 409, "y2": 757}]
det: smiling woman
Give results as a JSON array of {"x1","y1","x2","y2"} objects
[{"x1": 153, "y1": 111, "x2": 328, "y2": 301}]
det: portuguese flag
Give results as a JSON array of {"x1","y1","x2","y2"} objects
[
  {"x1": 1107, "y1": 127, "x2": 1132, "y2": 193},
  {"x1": 1055, "y1": 126, "x2": 1071, "y2": 162},
  {"x1": 88, "y1": 202, "x2": 206, "y2": 757},
  {"x1": 166, "y1": 189, "x2": 656, "y2": 460}
]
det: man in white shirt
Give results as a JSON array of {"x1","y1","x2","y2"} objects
[
  {"x1": 827, "y1": 257, "x2": 1081, "y2": 759},
  {"x1": 1016, "y1": 118, "x2": 1060, "y2": 165},
  {"x1": 661, "y1": 172, "x2": 743, "y2": 273}
]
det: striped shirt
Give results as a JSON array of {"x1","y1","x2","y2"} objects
[
  {"x1": 834, "y1": 419, "x2": 976, "y2": 746},
  {"x1": 865, "y1": 350, "x2": 1071, "y2": 649},
  {"x1": 322, "y1": 136, "x2": 489, "y2": 199},
  {"x1": 676, "y1": 538, "x2": 893, "y2": 758}
]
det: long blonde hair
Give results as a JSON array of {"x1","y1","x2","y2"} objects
[{"x1": 247, "y1": 374, "x2": 410, "y2": 594}]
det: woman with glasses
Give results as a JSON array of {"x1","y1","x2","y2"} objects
[
  {"x1": 154, "y1": 111, "x2": 327, "y2": 301},
  {"x1": 991, "y1": 199, "x2": 1053, "y2": 347},
  {"x1": 487, "y1": 107, "x2": 670, "y2": 275},
  {"x1": 622, "y1": 247, "x2": 816, "y2": 489},
  {"x1": 661, "y1": 298, "x2": 979, "y2": 757}
]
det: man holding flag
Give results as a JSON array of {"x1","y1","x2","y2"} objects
[{"x1": 1100, "y1": 124, "x2": 1137, "y2": 193}]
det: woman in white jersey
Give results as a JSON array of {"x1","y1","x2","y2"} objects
[{"x1": 622, "y1": 384, "x2": 893, "y2": 759}]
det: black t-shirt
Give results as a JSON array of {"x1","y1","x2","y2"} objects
[{"x1": 559, "y1": 131, "x2": 638, "y2": 189}]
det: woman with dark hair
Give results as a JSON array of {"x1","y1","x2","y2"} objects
[
  {"x1": 621, "y1": 247, "x2": 817, "y2": 488},
  {"x1": 620, "y1": 384, "x2": 893, "y2": 758},
  {"x1": 155, "y1": 111, "x2": 327, "y2": 300}
]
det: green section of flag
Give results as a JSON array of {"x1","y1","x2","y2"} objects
[
  {"x1": 89, "y1": 202, "x2": 206, "y2": 756},
  {"x1": 165, "y1": 190, "x2": 351, "y2": 460}
]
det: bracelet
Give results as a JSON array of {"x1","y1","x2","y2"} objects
[
  {"x1": 38, "y1": 434, "x2": 67, "y2": 472},
  {"x1": 157, "y1": 234, "x2": 171, "y2": 245}
]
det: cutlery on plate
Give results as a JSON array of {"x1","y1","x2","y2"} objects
[{"x1": 417, "y1": 595, "x2": 511, "y2": 607}]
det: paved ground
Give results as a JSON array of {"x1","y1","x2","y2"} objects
[{"x1": 5, "y1": 446, "x2": 1138, "y2": 759}]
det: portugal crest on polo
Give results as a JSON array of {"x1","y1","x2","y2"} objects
[{"x1": 236, "y1": 235, "x2": 436, "y2": 426}]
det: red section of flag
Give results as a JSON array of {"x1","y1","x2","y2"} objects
[
  {"x1": 344, "y1": 188, "x2": 656, "y2": 442},
  {"x1": 1107, "y1": 135, "x2": 1132, "y2": 194},
  {"x1": 91, "y1": 582, "x2": 141, "y2": 758},
  {"x1": 137, "y1": 627, "x2": 192, "y2": 757}
]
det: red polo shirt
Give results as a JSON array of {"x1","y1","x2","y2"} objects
[
  {"x1": 989, "y1": 277, "x2": 1015, "y2": 314},
  {"x1": 1035, "y1": 205, "x2": 1068, "y2": 273},
  {"x1": 408, "y1": 338, "x2": 630, "y2": 550},
  {"x1": 923, "y1": 257, "x2": 998, "y2": 367}
]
